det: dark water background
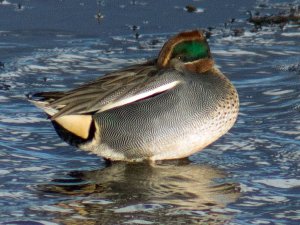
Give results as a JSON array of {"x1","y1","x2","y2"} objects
[{"x1": 0, "y1": 0, "x2": 299, "y2": 224}]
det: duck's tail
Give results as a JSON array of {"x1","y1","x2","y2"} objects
[
  {"x1": 27, "y1": 92, "x2": 59, "y2": 117},
  {"x1": 27, "y1": 93, "x2": 93, "y2": 140},
  {"x1": 28, "y1": 99, "x2": 58, "y2": 117}
]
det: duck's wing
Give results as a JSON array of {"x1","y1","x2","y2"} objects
[{"x1": 32, "y1": 62, "x2": 182, "y2": 120}]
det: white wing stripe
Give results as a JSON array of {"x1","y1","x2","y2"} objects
[{"x1": 99, "y1": 80, "x2": 181, "y2": 112}]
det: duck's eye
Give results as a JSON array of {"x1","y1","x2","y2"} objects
[
  {"x1": 172, "y1": 40, "x2": 209, "y2": 63},
  {"x1": 176, "y1": 55, "x2": 188, "y2": 62}
]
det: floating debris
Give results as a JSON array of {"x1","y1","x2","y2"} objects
[
  {"x1": 129, "y1": 0, "x2": 147, "y2": 6},
  {"x1": 185, "y1": 5, "x2": 197, "y2": 13},
  {"x1": 94, "y1": 11, "x2": 104, "y2": 23},
  {"x1": 95, "y1": 0, "x2": 104, "y2": 23},
  {"x1": 277, "y1": 63, "x2": 300, "y2": 74},
  {"x1": 224, "y1": 18, "x2": 236, "y2": 29},
  {"x1": 96, "y1": 0, "x2": 105, "y2": 7},
  {"x1": 135, "y1": 32, "x2": 140, "y2": 40},
  {"x1": 131, "y1": 25, "x2": 139, "y2": 31},
  {"x1": 293, "y1": 104, "x2": 300, "y2": 112},
  {"x1": 126, "y1": 25, "x2": 141, "y2": 40},
  {"x1": 149, "y1": 39, "x2": 160, "y2": 46},
  {"x1": 249, "y1": 14, "x2": 300, "y2": 26},
  {"x1": 258, "y1": 3, "x2": 268, "y2": 8},
  {"x1": 203, "y1": 29, "x2": 212, "y2": 39},
  {"x1": 126, "y1": 24, "x2": 140, "y2": 32},
  {"x1": 0, "y1": 83, "x2": 11, "y2": 91},
  {"x1": 202, "y1": 4, "x2": 299, "y2": 38},
  {"x1": 232, "y1": 28, "x2": 245, "y2": 37},
  {"x1": 14, "y1": 2, "x2": 24, "y2": 11},
  {"x1": 184, "y1": 5, "x2": 204, "y2": 13},
  {"x1": 248, "y1": 9, "x2": 300, "y2": 27}
]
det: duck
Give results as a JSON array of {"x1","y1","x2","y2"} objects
[{"x1": 30, "y1": 30, "x2": 239, "y2": 162}]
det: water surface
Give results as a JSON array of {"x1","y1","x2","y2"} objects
[{"x1": 0, "y1": 0, "x2": 299, "y2": 224}]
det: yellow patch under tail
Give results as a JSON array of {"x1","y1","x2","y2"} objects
[{"x1": 54, "y1": 115, "x2": 92, "y2": 139}]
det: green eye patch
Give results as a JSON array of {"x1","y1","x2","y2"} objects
[{"x1": 172, "y1": 40, "x2": 209, "y2": 62}]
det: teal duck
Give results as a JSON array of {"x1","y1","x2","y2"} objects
[{"x1": 30, "y1": 30, "x2": 239, "y2": 161}]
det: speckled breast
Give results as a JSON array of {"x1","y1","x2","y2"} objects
[{"x1": 81, "y1": 69, "x2": 239, "y2": 161}]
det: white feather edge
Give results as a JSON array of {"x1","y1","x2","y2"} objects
[
  {"x1": 29, "y1": 80, "x2": 181, "y2": 116},
  {"x1": 29, "y1": 99, "x2": 59, "y2": 116},
  {"x1": 98, "y1": 80, "x2": 181, "y2": 112}
]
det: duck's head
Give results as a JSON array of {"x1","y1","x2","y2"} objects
[{"x1": 157, "y1": 30, "x2": 214, "y2": 73}]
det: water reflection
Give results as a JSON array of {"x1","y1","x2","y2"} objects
[{"x1": 37, "y1": 160, "x2": 240, "y2": 224}]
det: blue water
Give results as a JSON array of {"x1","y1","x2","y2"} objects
[{"x1": 0, "y1": 0, "x2": 299, "y2": 224}]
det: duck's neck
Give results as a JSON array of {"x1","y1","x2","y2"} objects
[
  {"x1": 184, "y1": 59, "x2": 215, "y2": 74},
  {"x1": 166, "y1": 58, "x2": 215, "y2": 74}
]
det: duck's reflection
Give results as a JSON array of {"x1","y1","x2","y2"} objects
[{"x1": 39, "y1": 160, "x2": 240, "y2": 224}]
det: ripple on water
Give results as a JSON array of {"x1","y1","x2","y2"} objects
[
  {"x1": 254, "y1": 179, "x2": 300, "y2": 189},
  {"x1": 0, "y1": 0, "x2": 300, "y2": 223},
  {"x1": 31, "y1": 162, "x2": 240, "y2": 224}
]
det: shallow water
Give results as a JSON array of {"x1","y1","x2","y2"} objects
[{"x1": 0, "y1": 0, "x2": 300, "y2": 224}]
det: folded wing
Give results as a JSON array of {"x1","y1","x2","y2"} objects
[{"x1": 31, "y1": 62, "x2": 182, "y2": 135}]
